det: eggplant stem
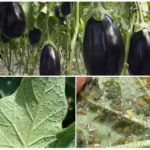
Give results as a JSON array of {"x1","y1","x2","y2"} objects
[
  {"x1": 66, "y1": 2, "x2": 79, "y2": 75},
  {"x1": 136, "y1": 2, "x2": 144, "y2": 24},
  {"x1": 46, "y1": 3, "x2": 50, "y2": 42},
  {"x1": 121, "y1": 10, "x2": 136, "y2": 75}
]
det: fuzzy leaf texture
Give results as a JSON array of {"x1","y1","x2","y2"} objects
[
  {"x1": 0, "y1": 78, "x2": 68, "y2": 148},
  {"x1": 77, "y1": 77, "x2": 150, "y2": 148}
]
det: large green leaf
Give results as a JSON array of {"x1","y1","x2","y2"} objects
[
  {"x1": 0, "y1": 77, "x2": 68, "y2": 148},
  {"x1": 77, "y1": 77, "x2": 150, "y2": 148}
]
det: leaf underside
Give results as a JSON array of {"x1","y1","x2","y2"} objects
[{"x1": 0, "y1": 77, "x2": 68, "y2": 148}]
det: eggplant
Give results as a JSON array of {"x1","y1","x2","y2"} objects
[
  {"x1": 61, "y1": 2, "x2": 71, "y2": 16},
  {"x1": 83, "y1": 14, "x2": 125, "y2": 75},
  {"x1": 55, "y1": 2, "x2": 71, "y2": 25},
  {"x1": 40, "y1": 44, "x2": 60, "y2": 75},
  {"x1": 55, "y1": 5, "x2": 66, "y2": 25},
  {"x1": 55, "y1": 5, "x2": 60, "y2": 19},
  {"x1": 0, "y1": 2, "x2": 26, "y2": 38},
  {"x1": 128, "y1": 29, "x2": 150, "y2": 75},
  {"x1": 28, "y1": 28, "x2": 41, "y2": 45}
]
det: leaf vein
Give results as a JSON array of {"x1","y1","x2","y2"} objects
[
  {"x1": 28, "y1": 135, "x2": 55, "y2": 147},
  {"x1": 25, "y1": 102, "x2": 34, "y2": 121},
  {"x1": 32, "y1": 108, "x2": 64, "y2": 130},
  {"x1": 0, "y1": 108, "x2": 26, "y2": 147}
]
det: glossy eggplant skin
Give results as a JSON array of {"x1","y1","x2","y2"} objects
[
  {"x1": 0, "y1": 2, "x2": 26, "y2": 38},
  {"x1": 83, "y1": 14, "x2": 125, "y2": 75},
  {"x1": 40, "y1": 44, "x2": 60, "y2": 75},
  {"x1": 28, "y1": 28, "x2": 41, "y2": 45},
  {"x1": 128, "y1": 29, "x2": 150, "y2": 75}
]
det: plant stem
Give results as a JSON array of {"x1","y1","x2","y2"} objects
[
  {"x1": 136, "y1": 2, "x2": 144, "y2": 24},
  {"x1": 75, "y1": 48, "x2": 81, "y2": 75},
  {"x1": 135, "y1": 2, "x2": 139, "y2": 25},
  {"x1": 66, "y1": 2, "x2": 79, "y2": 75},
  {"x1": 121, "y1": 9, "x2": 136, "y2": 75},
  {"x1": 46, "y1": 3, "x2": 50, "y2": 42}
]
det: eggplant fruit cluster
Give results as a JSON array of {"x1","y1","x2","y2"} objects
[
  {"x1": 0, "y1": 2, "x2": 26, "y2": 39},
  {"x1": 128, "y1": 29, "x2": 150, "y2": 75},
  {"x1": 40, "y1": 44, "x2": 60, "y2": 75},
  {"x1": 83, "y1": 14, "x2": 125, "y2": 75}
]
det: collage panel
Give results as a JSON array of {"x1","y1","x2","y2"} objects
[
  {"x1": 0, "y1": 2, "x2": 150, "y2": 75},
  {"x1": 0, "y1": 1, "x2": 150, "y2": 149},
  {"x1": 0, "y1": 77, "x2": 75, "y2": 147},
  {"x1": 77, "y1": 77, "x2": 150, "y2": 148}
]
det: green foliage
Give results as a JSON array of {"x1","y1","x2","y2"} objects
[
  {"x1": 77, "y1": 77, "x2": 150, "y2": 147},
  {"x1": 0, "y1": 77, "x2": 69, "y2": 147},
  {"x1": 49, "y1": 123, "x2": 75, "y2": 147}
]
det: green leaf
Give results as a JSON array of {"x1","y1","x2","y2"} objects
[
  {"x1": 0, "y1": 78, "x2": 68, "y2": 147},
  {"x1": 22, "y1": 3, "x2": 34, "y2": 29},
  {"x1": 49, "y1": 123, "x2": 75, "y2": 147}
]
